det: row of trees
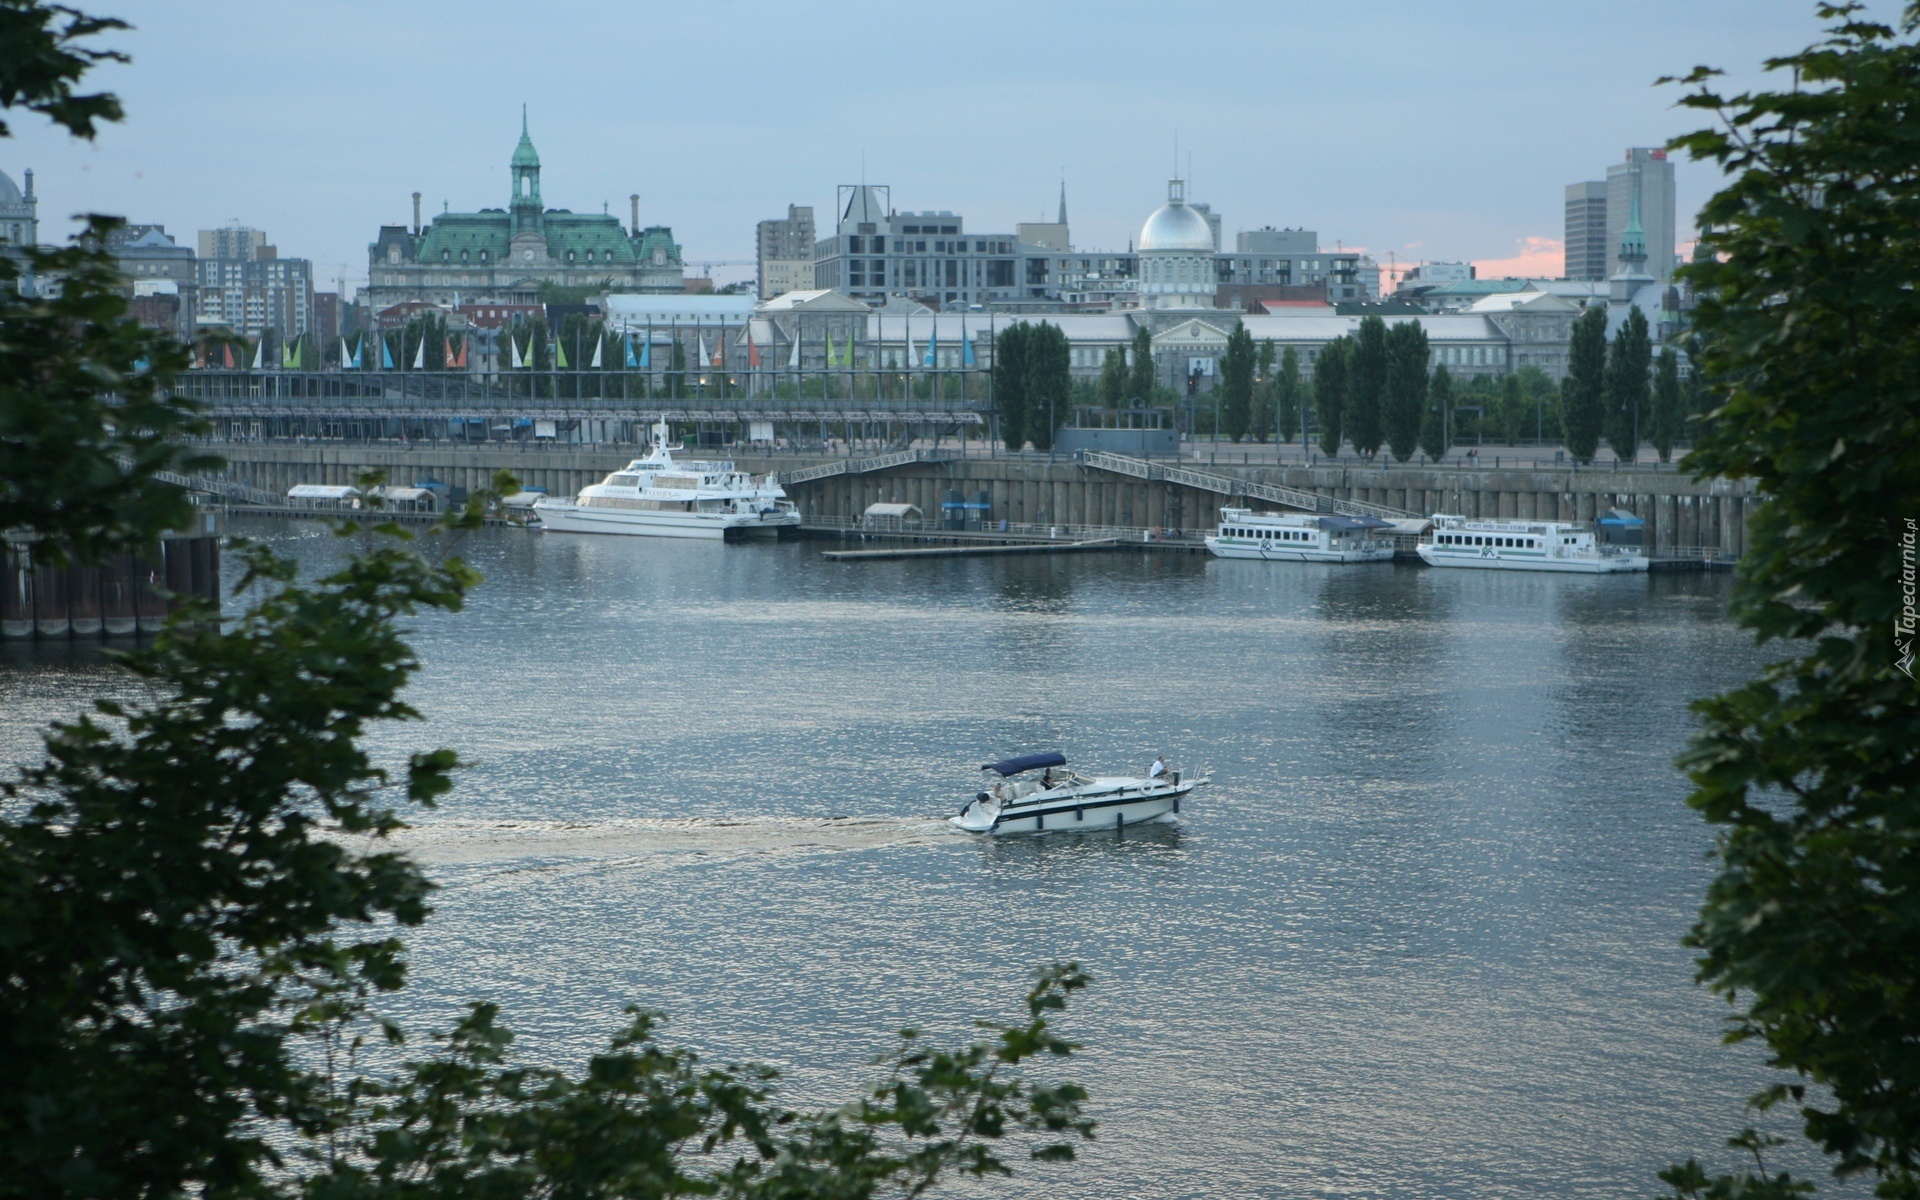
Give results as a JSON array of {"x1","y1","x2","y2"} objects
[{"x1": 1204, "y1": 311, "x2": 1708, "y2": 465}]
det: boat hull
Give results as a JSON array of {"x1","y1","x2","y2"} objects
[
  {"x1": 1205, "y1": 537, "x2": 1394, "y2": 563},
  {"x1": 534, "y1": 502, "x2": 801, "y2": 540},
  {"x1": 1415, "y1": 545, "x2": 1648, "y2": 573},
  {"x1": 951, "y1": 779, "x2": 1198, "y2": 835}
]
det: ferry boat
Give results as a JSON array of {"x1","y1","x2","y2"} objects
[
  {"x1": 952, "y1": 751, "x2": 1206, "y2": 836},
  {"x1": 533, "y1": 422, "x2": 801, "y2": 540},
  {"x1": 1205, "y1": 507, "x2": 1396, "y2": 563},
  {"x1": 1416, "y1": 514, "x2": 1648, "y2": 573}
]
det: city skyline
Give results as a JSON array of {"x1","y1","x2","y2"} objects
[{"x1": 3, "y1": 1, "x2": 1884, "y2": 296}]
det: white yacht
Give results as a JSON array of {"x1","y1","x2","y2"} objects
[
  {"x1": 1205, "y1": 507, "x2": 1396, "y2": 563},
  {"x1": 533, "y1": 422, "x2": 801, "y2": 540},
  {"x1": 1416, "y1": 514, "x2": 1649, "y2": 573},
  {"x1": 952, "y1": 752, "x2": 1206, "y2": 836}
]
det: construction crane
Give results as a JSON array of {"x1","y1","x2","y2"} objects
[{"x1": 683, "y1": 259, "x2": 755, "y2": 278}]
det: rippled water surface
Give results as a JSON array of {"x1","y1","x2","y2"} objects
[{"x1": 2, "y1": 518, "x2": 1811, "y2": 1199}]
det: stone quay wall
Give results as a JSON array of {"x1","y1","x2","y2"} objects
[{"x1": 205, "y1": 442, "x2": 1759, "y2": 556}]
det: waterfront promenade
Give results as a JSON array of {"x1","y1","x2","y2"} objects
[{"x1": 196, "y1": 438, "x2": 1756, "y2": 561}]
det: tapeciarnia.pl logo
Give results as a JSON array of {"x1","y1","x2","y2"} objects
[{"x1": 1899, "y1": 517, "x2": 1916, "y2": 680}]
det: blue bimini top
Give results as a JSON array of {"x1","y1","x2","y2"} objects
[{"x1": 982, "y1": 751, "x2": 1068, "y2": 777}]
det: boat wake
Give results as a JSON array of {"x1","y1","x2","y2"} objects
[{"x1": 366, "y1": 814, "x2": 958, "y2": 868}]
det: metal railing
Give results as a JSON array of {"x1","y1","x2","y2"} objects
[
  {"x1": 1082, "y1": 451, "x2": 1416, "y2": 520},
  {"x1": 774, "y1": 448, "x2": 952, "y2": 486}
]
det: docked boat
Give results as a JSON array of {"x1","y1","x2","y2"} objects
[
  {"x1": 533, "y1": 422, "x2": 801, "y2": 540},
  {"x1": 1205, "y1": 507, "x2": 1396, "y2": 563},
  {"x1": 952, "y1": 751, "x2": 1206, "y2": 836},
  {"x1": 1416, "y1": 514, "x2": 1649, "y2": 573}
]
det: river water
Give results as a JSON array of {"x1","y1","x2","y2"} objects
[{"x1": 1, "y1": 519, "x2": 1814, "y2": 1199}]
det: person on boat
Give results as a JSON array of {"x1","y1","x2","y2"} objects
[{"x1": 1149, "y1": 755, "x2": 1167, "y2": 782}]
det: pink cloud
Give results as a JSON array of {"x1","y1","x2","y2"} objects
[{"x1": 1472, "y1": 236, "x2": 1563, "y2": 280}]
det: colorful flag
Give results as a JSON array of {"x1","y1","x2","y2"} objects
[
  {"x1": 411, "y1": 333, "x2": 425, "y2": 370},
  {"x1": 623, "y1": 334, "x2": 637, "y2": 368},
  {"x1": 510, "y1": 331, "x2": 523, "y2": 369},
  {"x1": 282, "y1": 340, "x2": 295, "y2": 369},
  {"x1": 250, "y1": 339, "x2": 263, "y2": 370},
  {"x1": 787, "y1": 329, "x2": 800, "y2": 369},
  {"x1": 711, "y1": 334, "x2": 724, "y2": 368},
  {"x1": 339, "y1": 337, "x2": 352, "y2": 368},
  {"x1": 381, "y1": 335, "x2": 395, "y2": 370},
  {"x1": 555, "y1": 339, "x2": 568, "y2": 369},
  {"x1": 452, "y1": 337, "x2": 467, "y2": 369},
  {"x1": 961, "y1": 322, "x2": 975, "y2": 367},
  {"x1": 590, "y1": 334, "x2": 603, "y2": 370},
  {"x1": 825, "y1": 329, "x2": 835, "y2": 367},
  {"x1": 444, "y1": 337, "x2": 456, "y2": 368},
  {"x1": 747, "y1": 331, "x2": 760, "y2": 367},
  {"x1": 638, "y1": 335, "x2": 650, "y2": 369},
  {"x1": 222, "y1": 343, "x2": 234, "y2": 369},
  {"x1": 698, "y1": 332, "x2": 711, "y2": 368},
  {"x1": 923, "y1": 325, "x2": 938, "y2": 368}
]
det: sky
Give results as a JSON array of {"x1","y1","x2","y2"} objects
[{"x1": 4, "y1": 1, "x2": 1895, "y2": 296}]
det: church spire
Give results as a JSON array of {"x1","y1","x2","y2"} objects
[
  {"x1": 510, "y1": 107, "x2": 542, "y2": 235},
  {"x1": 1057, "y1": 177, "x2": 1068, "y2": 226},
  {"x1": 1619, "y1": 185, "x2": 1646, "y2": 267}
]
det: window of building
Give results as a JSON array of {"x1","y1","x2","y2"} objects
[
  {"x1": 848, "y1": 235, "x2": 864, "y2": 253},
  {"x1": 941, "y1": 226, "x2": 956, "y2": 234},
  {"x1": 872, "y1": 236, "x2": 885, "y2": 252}
]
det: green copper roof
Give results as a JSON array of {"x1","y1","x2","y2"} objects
[{"x1": 511, "y1": 106, "x2": 540, "y2": 169}]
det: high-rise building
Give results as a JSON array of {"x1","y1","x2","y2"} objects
[
  {"x1": 755, "y1": 204, "x2": 815, "y2": 299},
  {"x1": 198, "y1": 225, "x2": 266, "y2": 261},
  {"x1": 1606, "y1": 148, "x2": 1676, "y2": 282},
  {"x1": 196, "y1": 225, "x2": 313, "y2": 340},
  {"x1": 1564, "y1": 180, "x2": 1609, "y2": 281}
]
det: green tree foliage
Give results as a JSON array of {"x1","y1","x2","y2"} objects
[
  {"x1": 0, "y1": 11, "x2": 1100, "y2": 1198},
  {"x1": 1420, "y1": 364, "x2": 1453, "y2": 462},
  {"x1": 1313, "y1": 336, "x2": 1349, "y2": 457},
  {"x1": 1650, "y1": 346, "x2": 1683, "y2": 463},
  {"x1": 0, "y1": 0, "x2": 126, "y2": 139},
  {"x1": 664, "y1": 336, "x2": 686, "y2": 399},
  {"x1": 1276, "y1": 345, "x2": 1303, "y2": 444},
  {"x1": 1099, "y1": 346, "x2": 1125, "y2": 410},
  {"x1": 1127, "y1": 326, "x2": 1155, "y2": 402},
  {"x1": 1561, "y1": 305, "x2": 1607, "y2": 462},
  {"x1": 1659, "y1": 9, "x2": 1920, "y2": 1198},
  {"x1": 1250, "y1": 339, "x2": 1276, "y2": 442},
  {"x1": 1493, "y1": 373, "x2": 1527, "y2": 444},
  {"x1": 403, "y1": 313, "x2": 448, "y2": 371},
  {"x1": 1219, "y1": 324, "x2": 1255, "y2": 443},
  {"x1": 1515, "y1": 365, "x2": 1559, "y2": 443},
  {"x1": 0, "y1": 234, "x2": 214, "y2": 566},
  {"x1": 1023, "y1": 321, "x2": 1071, "y2": 453},
  {"x1": 1382, "y1": 320, "x2": 1429, "y2": 462},
  {"x1": 1604, "y1": 305, "x2": 1652, "y2": 463},
  {"x1": 994, "y1": 321, "x2": 1033, "y2": 450},
  {"x1": 1345, "y1": 315, "x2": 1387, "y2": 457}
]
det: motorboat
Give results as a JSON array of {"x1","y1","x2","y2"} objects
[
  {"x1": 951, "y1": 751, "x2": 1206, "y2": 836},
  {"x1": 533, "y1": 421, "x2": 802, "y2": 540},
  {"x1": 1416, "y1": 514, "x2": 1649, "y2": 573},
  {"x1": 1205, "y1": 506, "x2": 1396, "y2": 563}
]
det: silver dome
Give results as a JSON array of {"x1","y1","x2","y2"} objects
[{"x1": 1139, "y1": 178, "x2": 1213, "y2": 253}]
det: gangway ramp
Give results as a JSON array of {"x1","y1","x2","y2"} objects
[
  {"x1": 1081, "y1": 451, "x2": 1415, "y2": 521},
  {"x1": 774, "y1": 448, "x2": 952, "y2": 486}
]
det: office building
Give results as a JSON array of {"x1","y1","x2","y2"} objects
[
  {"x1": 1606, "y1": 147, "x2": 1676, "y2": 282},
  {"x1": 1564, "y1": 180, "x2": 1610, "y2": 281},
  {"x1": 812, "y1": 184, "x2": 1047, "y2": 309},
  {"x1": 1216, "y1": 226, "x2": 1376, "y2": 303},
  {"x1": 755, "y1": 204, "x2": 814, "y2": 299}
]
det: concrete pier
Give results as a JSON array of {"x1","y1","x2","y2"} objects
[{"x1": 201, "y1": 442, "x2": 1758, "y2": 557}]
